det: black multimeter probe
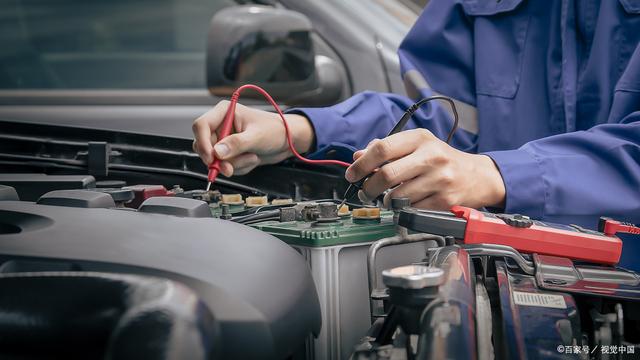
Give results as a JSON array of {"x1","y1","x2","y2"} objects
[{"x1": 338, "y1": 96, "x2": 460, "y2": 208}]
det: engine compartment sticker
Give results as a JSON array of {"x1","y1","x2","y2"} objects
[{"x1": 512, "y1": 291, "x2": 567, "y2": 309}]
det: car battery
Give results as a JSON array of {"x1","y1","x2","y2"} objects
[{"x1": 252, "y1": 205, "x2": 436, "y2": 360}]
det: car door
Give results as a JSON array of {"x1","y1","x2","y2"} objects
[{"x1": 0, "y1": 0, "x2": 414, "y2": 140}]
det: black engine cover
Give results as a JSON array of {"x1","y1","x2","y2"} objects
[{"x1": 0, "y1": 199, "x2": 321, "y2": 359}]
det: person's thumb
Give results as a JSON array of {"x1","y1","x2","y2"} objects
[{"x1": 214, "y1": 131, "x2": 255, "y2": 160}]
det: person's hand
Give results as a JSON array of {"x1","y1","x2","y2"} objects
[
  {"x1": 345, "y1": 129, "x2": 505, "y2": 210},
  {"x1": 192, "y1": 101, "x2": 315, "y2": 176}
]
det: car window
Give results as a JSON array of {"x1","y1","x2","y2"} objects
[{"x1": 0, "y1": 0, "x2": 236, "y2": 90}]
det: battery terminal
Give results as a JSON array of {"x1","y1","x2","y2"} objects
[
  {"x1": 246, "y1": 195, "x2": 268, "y2": 207},
  {"x1": 338, "y1": 204, "x2": 350, "y2": 216},
  {"x1": 352, "y1": 208, "x2": 381, "y2": 223},
  {"x1": 221, "y1": 194, "x2": 244, "y2": 205}
]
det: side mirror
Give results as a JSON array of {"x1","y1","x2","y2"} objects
[{"x1": 206, "y1": 6, "x2": 344, "y2": 106}]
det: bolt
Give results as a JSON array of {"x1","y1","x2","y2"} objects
[
  {"x1": 391, "y1": 197, "x2": 411, "y2": 224},
  {"x1": 220, "y1": 204, "x2": 232, "y2": 220},
  {"x1": 302, "y1": 205, "x2": 319, "y2": 222}
]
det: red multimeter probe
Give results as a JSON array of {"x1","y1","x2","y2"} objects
[{"x1": 398, "y1": 206, "x2": 639, "y2": 265}]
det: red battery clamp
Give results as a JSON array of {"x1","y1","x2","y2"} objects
[{"x1": 398, "y1": 206, "x2": 639, "y2": 265}]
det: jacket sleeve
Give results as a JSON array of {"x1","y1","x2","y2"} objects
[
  {"x1": 288, "y1": 0, "x2": 477, "y2": 157},
  {"x1": 486, "y1": 41, "x2": 640, "y2": 228},
  {"x1": 485, "y1": 112, "x2": 640, "y2": 227}
]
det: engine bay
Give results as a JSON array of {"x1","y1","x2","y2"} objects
[{"x1": 1, "y1": 120, "x2": 639, "y2": 359}]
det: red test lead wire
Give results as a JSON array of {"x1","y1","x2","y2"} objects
[{"x1": 206, "y1": 84, "x2": 351, "y2": 190}]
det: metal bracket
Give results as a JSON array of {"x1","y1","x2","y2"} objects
[
  {"x1": 88, "y1": 141, "x2": 110, "y2": 177},
  {"x1": 367, "y1": 230, "x2": 445, "y2": 323},
  {"x1": 460, "y1": 243, "x2": 535, "y2": 275}
]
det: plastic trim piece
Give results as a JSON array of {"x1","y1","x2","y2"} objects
[
  {"x1": 0, "y1": 185, "x2": 19, "y2": 201},
  {"x1": 37, "y1": 190, "x2": 115, "y2": 208},
  {"x1": 138, "y1": 197, "x2": 212, "y2": 218}
]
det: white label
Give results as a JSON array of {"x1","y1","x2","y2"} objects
[{"x1": 512, "y1": 291, "x2": 567, "y2": 309}]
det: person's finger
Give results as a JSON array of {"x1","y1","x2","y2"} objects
[
  {"x1": 192, "y1": 102, "x2": 230, "y2": 164},
  {"x1": 192, "y1": 121, "x2": 214, "y2": 164},
  {"x1": 412, "y1": 195, "x2": 454, "y2": 211},
  {"x1": 219, "y1": 161, "x2": 234, "y2": 178},
  {"x1": 360, "y1": 152, "x2": 427, "y2": 200},
  {"x1": 346, "y1": 139, "x2": 394, "y2": 182},
  {"x1": 214, "y1": 129, "x2": 258, "y2": 160},
  {"x1": 353, "y1": 149, "x2": 366, "y2": 161},
  {"x1": 193, "y1": 132, "x2": 219, "y2": 164},
  {"x1": 226, "y1": 153, "x2": 261, "y2": 176},
  {"x1": 381, "y1": 174, "x2": 436, "y2": 207},
  {"x1": 392, "y1": 170, "x2": 458, "y2": 210},
  {"x1": 345, "y1": 129, "x2": 434, "y2": 182}
]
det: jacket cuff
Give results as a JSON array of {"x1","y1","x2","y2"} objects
[
  {"x1": 305, "y1": 143, "x2": 357, "y2": 163},
  {"x1": 286, "y1": 107, "x2": 350, "y2": 151},
  {"x1": 483, "y1": 149, "x2": 546, "y2": 219}
]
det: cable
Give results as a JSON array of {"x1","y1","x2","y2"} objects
[
  {"x1": 0, "y1": 153, "x2": 265, "y2": 195},
  {"x1": 229, "y1": 85, "x2": 352, "y2": 168},
  {"x1": 232, "y1": 202, "x2": 296, "y2": 216},
  {"x1": 232, "y1": 210, "x2": 281, "y2": 224},
  {"x1": 207, "y1": 84, "x2": 351, "y2": 187},
  {"x1": 241, "y1": 216, "x2": 280, "y2": 225},
  {"x1": 338, "y1": 96, "x2": 460, "y2": 205},
  {"x1": 213, "y1": 87, "x2": 460, "y2": 186},
  {"x1": 314, "y1": 198, "x2": 377, "y2": 209},
  {"x1": 110, "y1": 163, "x2": 266, "y2": 195},
  {"x1": 393, "y1": 95, "x2": 460, "y2": 144}
]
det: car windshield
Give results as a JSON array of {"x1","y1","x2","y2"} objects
[
  {"x1": 0, "y1": 0, "x2": 236, "y2": 90},
  {"x1": 0, "y1": 0, "x2": 417, "y2": 91}
]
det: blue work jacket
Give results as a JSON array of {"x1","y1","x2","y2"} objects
[{"x1": 292, "y1": 0, "x2": 640, "y2": 268}]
